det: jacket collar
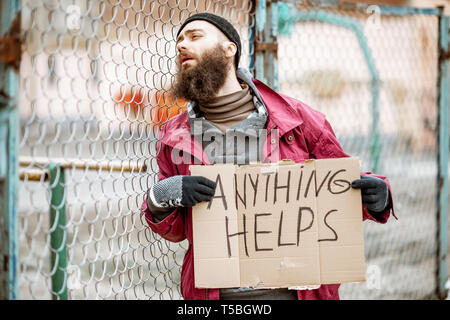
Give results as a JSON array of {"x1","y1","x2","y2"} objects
[
  {"x1": 159, "y1": 112, "x2": 210, "y2": 165},
  {"x1": 160, "y1": 70, "x2": 304, "y2": 160},
  {"x1": 252, "y1": 78, "x2": 303, "y2": 136}
]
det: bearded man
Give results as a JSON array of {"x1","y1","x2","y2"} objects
[{"x1": 141, "y1": 13, "x2": 394, "y2": 300}]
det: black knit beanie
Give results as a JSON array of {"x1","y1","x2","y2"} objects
[{"x1": 176, "y1": 13, "x2": 241, "y2": 68}]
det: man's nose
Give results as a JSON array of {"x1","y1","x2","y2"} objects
[{"x1": 176, "y1": 39, "x2": 188, "y2": 52}]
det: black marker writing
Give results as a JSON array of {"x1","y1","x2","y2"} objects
[
  {"x1": 318, "y1": 209, "x2": 339, "y2": 242},
  {"x1": 248, "y1": 173, "x2": 259, "y2": 206},
  {"x1": 265, "y1": 174, "x2": 271, "y2": 202},
  {"x1": 296, "y1": 166, "x2": 304, "y2": 201},
  {"x1": 208, "y1": 174, "x2": 228, "y2": 210},
  {"x1": 225, "y1": 214, "x2": 249, "y2": 257},
  {"x1": 278, "y1": 210, "x2": 296, "y2": 247},
  {"x1": 254, "y1": 213, "x2": 273, "y2": 252},
  {"x1": 328, "y1": 169, "x2": 351, "y2": 194},
  {"x1": 274, "y1": 171, "x2": 291, "y2": 204},
  {"x1": 297, "y1": 207, "x2": 315, "y2": 245},
  {"x1": 235, "y1": 173, "x2": 246, "y2": 210}
]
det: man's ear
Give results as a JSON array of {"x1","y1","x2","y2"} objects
[{"x1": 223, "y1": 41, "x2": 237, "y2": 59}]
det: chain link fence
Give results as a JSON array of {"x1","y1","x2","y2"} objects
[
  {"x1": 18, "y1": 0, "x2": 254, "y2": 299},
  {"x1": 8, "y1": 0, "x2": 449, "y2": 300},
  {"x1": 278, "y1": 1, "x2": 442, "y2": 299}
]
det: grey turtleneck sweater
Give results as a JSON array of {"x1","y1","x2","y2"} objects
[{"x1": 199, "y1": 84, "x2": 255, "y2": 133}]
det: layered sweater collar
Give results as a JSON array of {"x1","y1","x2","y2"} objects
[{"x1": 198, "y1": 84, "x2": 255, "y2": 133}]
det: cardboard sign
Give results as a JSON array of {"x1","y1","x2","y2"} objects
[{"x1": 190, "y1": 157, "x2": 365, "y2": 289}]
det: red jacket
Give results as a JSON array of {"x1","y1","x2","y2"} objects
[{"x1": 141, "y1": 78, "x2": 395, "y2": 300}]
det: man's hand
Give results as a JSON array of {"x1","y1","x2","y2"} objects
[
  {"x1": 150, "y1": 175, "x2": 217, "y2": 208},
  {"x1": 351, "y1": 176, "x2": 390, "y2": 213}
]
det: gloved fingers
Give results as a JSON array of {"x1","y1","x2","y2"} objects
[
  {"x1": 366, "y1": 203, "x2": 386, "y2": 213},
  {"x1": 363, "y1": 187, "x2": 379, "y2": 195},
  {"x1": 352, "y1": 179, "x2": 378, "y2": 189},
  {"x1": 362, "y1": 194, "x2": 379, "y2": 203},
  {"x1": 194, "y1": 193, "x2": 215, "y2": 203},
  {"x1": 351, "y1": 179, "x2": 363, "y2": 189},
  {"x1": 194, "y1": 184, "x2": 216, "y2": 196},
  {"x1": 352, "y1": 177, "x2": 380, "y2": 189},
  {"x1": 191, "y1": 176, "x2": 217, "y2": 189}
]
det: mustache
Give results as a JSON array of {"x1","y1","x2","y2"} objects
[
  {"x1": 177, "y1": 51, "x2": 198, "y2": 64},
  {"x1": 171, "y1": 45, "x2": 230, "y2": 104}
]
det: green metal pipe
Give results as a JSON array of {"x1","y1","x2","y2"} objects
[{"x1": 49, "y1": 164, "x2": 68, "y2": 300}]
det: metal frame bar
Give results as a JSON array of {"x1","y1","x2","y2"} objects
[
  {"x1": 254, "y1": 0, "x2": 279, "y2": 91},
  {"x1": 293, "y1": 0, "x2": 442, "y2": 15},
  {"x1": 49, "y1": 164, "x2": 68, "y2": 300},
  {"x1": 19, "y1": 157, "x2": 147, "y2": 173},
  {"x1": 437, "y1": 8, "x2": 449, "y2": 300},
  {"x1": 0, "y1": 0, "x2": 20, "y2": 300},
  {"x1": 378, "y1": 5, "x2": 440, "y2": 15}
]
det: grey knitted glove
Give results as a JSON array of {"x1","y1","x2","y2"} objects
[
  {"x1": 149, "y1": 175, "x2": 216, "y2": 209},
  {"x1": 351, "y1": 175, "x2": 390, "y2": 213}
]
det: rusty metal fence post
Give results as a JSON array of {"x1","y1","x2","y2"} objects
[
  {"x1": 0, "y1": 0, "x2": 20, "y2": 300},
  {"x1": 437, "y1": 6, "x2": 449, "y2": 300},
  {"x1": 254, "y1": 0, "x2": 279, "y2": 91}
]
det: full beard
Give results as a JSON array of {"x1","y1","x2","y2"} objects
[{"x1": 171, "y1": 44, "x2": 231, "y2": 105}]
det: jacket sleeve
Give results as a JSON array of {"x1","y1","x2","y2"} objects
[
  {"x1": 140, "y1": 134, "x2": 187, "y2": 243},
  {"x1": 309, "y1": 118, "x2": 396, "y2": 224}
]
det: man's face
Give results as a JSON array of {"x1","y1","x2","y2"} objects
[
  {"x1": 171, "y1": 20, "x2": 235, "y2": 104},
  {"x1": 175, "y1": 20, "x2": 228, "y2": 70}
]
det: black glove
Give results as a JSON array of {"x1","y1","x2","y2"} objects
[
  {"x1": 178, "y1": 176, "x2": 217, "y2": 207},
  {"x1": 149, "y1": 175, "x2": 217, "y2": 209},
  {"x1": 351, "y1": 175, "x2": 390, "y2": 214}
]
